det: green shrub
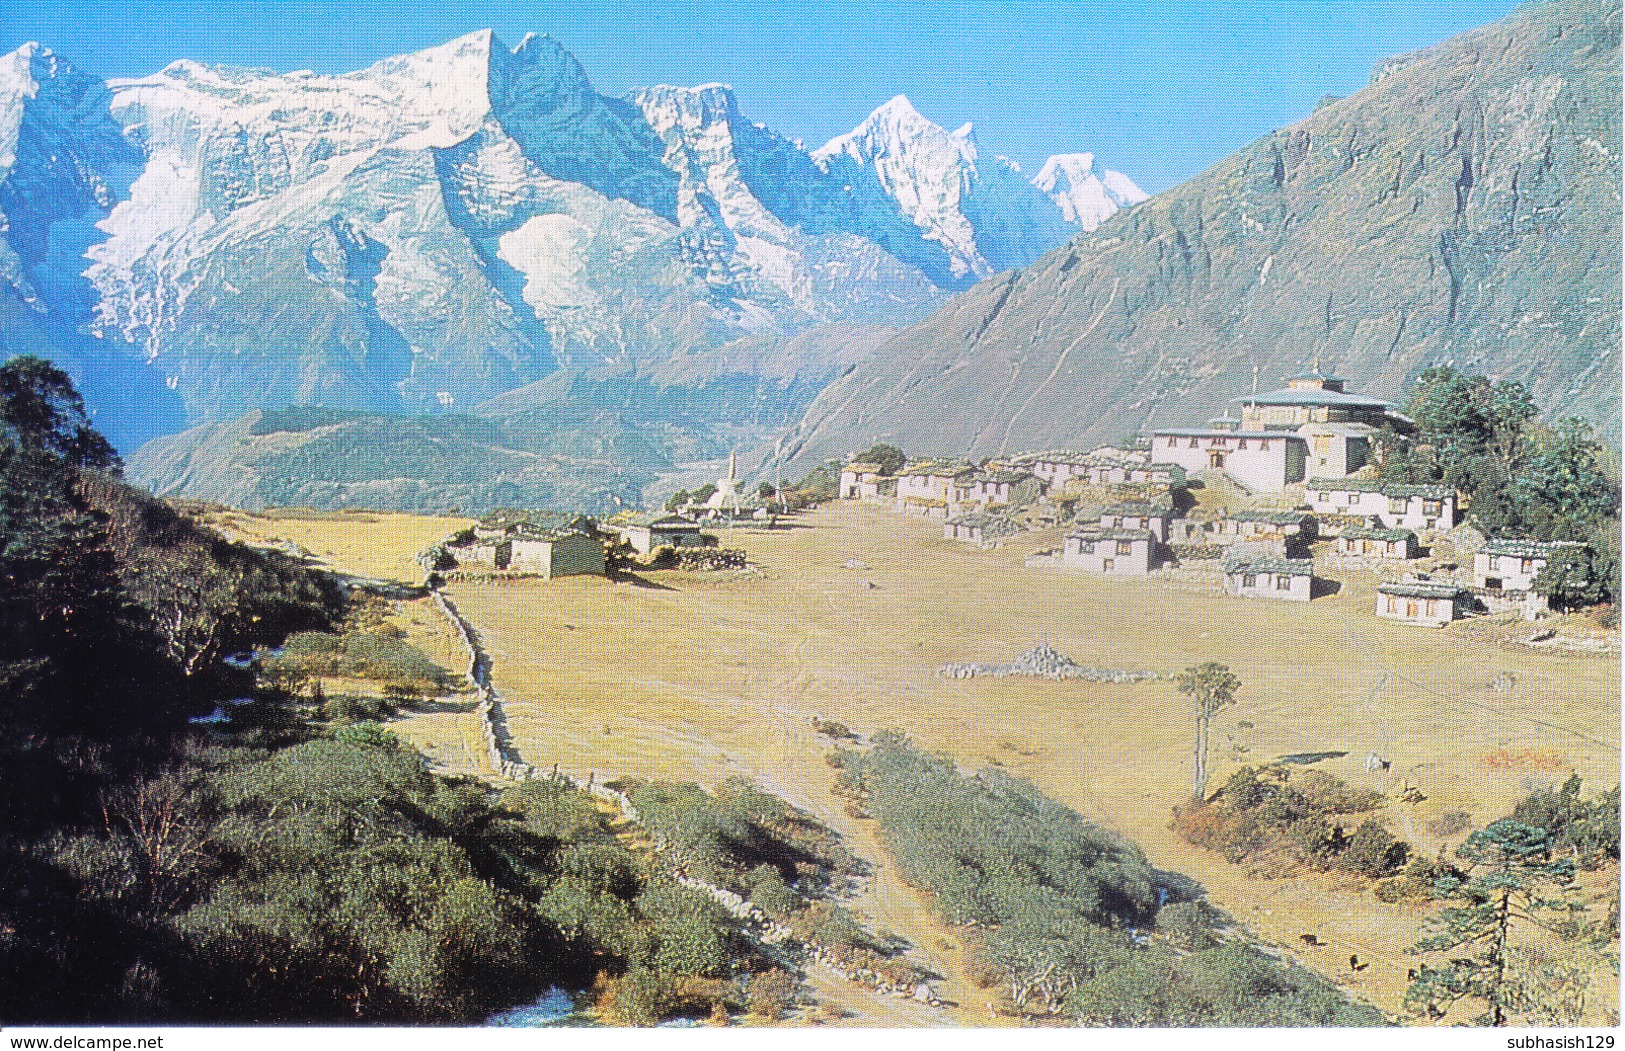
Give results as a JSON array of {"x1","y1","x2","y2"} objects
[
  {"x1": 1336, "y1": 820, "x2": 1409, "y2": 878},
  {"x1": 745, "y1": 968, "x2": 800, "y2": 1020},
  {"x1": 1511, "y1": 776, "x2": 1620, "y2": 867},
  {"x1": 1067, "y1": 943, "x2": 1383, "y2": 1026},
  {"x1": 270, "y1": 628, "x2": 456, "y2": 693}
]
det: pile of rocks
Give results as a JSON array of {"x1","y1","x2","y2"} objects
[
  {"x1": 939, "y1": 644, "x2": 1157, "y2": 683},
  {"x1": 674, "y1": 547, "x2": 752, "y2": 571}
]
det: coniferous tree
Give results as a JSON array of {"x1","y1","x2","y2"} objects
[{"x1": 1404, "y1": 819, "x2": 1584, "y2": 1025}]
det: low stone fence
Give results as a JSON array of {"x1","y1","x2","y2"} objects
[
  {"x1": 429, "y1": 588, "x2": 637, "y2": 820},
  {"x1": 1152, "y1": 566, "x2": 1226, "y2": 595},
  {"x1": 425, "y1": 585, "x2": 940, "y2": 1008}
]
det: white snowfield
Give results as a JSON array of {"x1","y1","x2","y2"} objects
[
  {"x1": 1033, "y1": 152, "x2": 1148, "y2": 230},
  {"x1": 0, "y1": 32, "x2": 1147, "y2": 419}
]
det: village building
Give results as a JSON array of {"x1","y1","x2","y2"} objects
[
  {"x1": 1150, "y1": 426, "x2": 1308, "y2": 493},
  {"x1": 1472, "y1": 538, "x2": 1584, "y2": 595},
  {"x1": 1222, "y1": 554, "x2": 1315, "y2": 601},
  {"x1": 1336, "y1": 526, "x2": 1420, "y2": 560},
  {"x1": 452, "y1": 538, "x2": 506, "y2": 567},
  {"x1": 952, "y1": 469, "x2": 1044, "y2": 510},
  {"x1": 1152, "y1": 367, "x2": 1412, "y2": 493},
  {"x1": 894, "y1": 460, "x2": 977, "y2": 518},
  {"x1": 610, "y1": 513, "x2": 708, "y2": 556},
  {"x1": 1061, "y1": 527, "x2": 1159, "y2": 575},
  {"x1": 1098, "y1": 502, "x2": 1173, "y2": 542},
  {"x1": 1006, "y1": 450, "x2": 1185, "y2": 492},
  {"x1": 839, "y1": 462, "x2": 891, "y2": 500},
  {"x1": 474, "y1": 508, "x2": 598, "y2": 542},
  {"x1": 1166, "y1": 518, "x2": 1210, "y2": 546},
  {"x1": 1006, "y1": 450, "x2": 1095, "y2": 488},
  {"x1": 944, "y1": 512, "x2": 1023, "y2": 546},
  {"x1": 1307, "y1": 478, "x2": 1456, "y2": 531},
  {"x1": 1376, "y1": 580, "x2": 1466, "y2": 627},
  {"x1": 505, "y1": 527, "x2": 607, "y2": 578},
  {"x1": 1209, "y1": 510, "x2": 1318, "y2": 545},
  {"x1": 1075, "y1": 457, "x2": 1185, "y2": 489}
]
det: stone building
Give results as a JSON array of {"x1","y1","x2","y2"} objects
[
  {"x1": 506, "y1": 528, "x2": 607, "y2": 578},
  {"x1": 1222, "y1": 555, "x2": 1315, "y2": 601},
  {"x1": 1098, "y1": 502, "x2": 1173, "y2": 542},
  {"x1": 1473, "y1": 538, "x2": 1584, "y2": 595},
  {"x1": 1152, "y1": 367, "x2": 1413, "y2": 493},
  {"x1": 1376, "y1": 580, "x2": 1465, "y2": 627},
  {"x1": 1062, "y1": 527, "x2": 1158, "y2": 575},
  {"x1": 1336, "y1": 526, "x2": 1420, "y2": 560},
  {"x1": 944, "y1": 512, "x2": 1023, "y2": 546},
  {"x1": 1307, "y1": 479, "x2": 1456, "y2": 531},
  {"x1": 612, "y1": 513, "x2": 708, "y2": 556}
]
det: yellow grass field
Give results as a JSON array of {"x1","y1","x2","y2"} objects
[
  {"x1": 209, "y1": 508, "x2": 473, "y2": 584},
  {"x1": 231, "y1": 502, "x2": 1619, "y2": 1024}
]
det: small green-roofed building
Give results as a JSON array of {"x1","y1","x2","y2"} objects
[
  {"x1": 1063, "y1": 526, "x2": 1159, "y2": 575},
  {"x1": 1210, "y1": 509, "x2": 1318, "y2": 545},
  {"x1": 944, "y1": 512, "x2": 1023, "y2": 546},
  {"x1": 474, "y1": 508, "x2": 597, "y2": 541},
  {"x1": 953, "y1": 469, "x2": 1044, "y2": 510},
  {"x1": 1473, "y1": 538, "x2": 1585, "y2": 595},
  {"x1": 1099, "y1": 501, "x2": 1176, "y2": 541},
  {"x1": 1307, "y1": 477, "x2": 1456, "y2": 531},
  {"x1": 1336, "y1": 525, "x2": 1420, "y2": 560},
  {"x1": 1223, "y1": 555, "x2": 1315, "y2": 601},
  {"x1": 608, "y1": 512, "x2": 708, "y2": 555},
  {"x1": 1377, "y1": 579, "x2": 1466, "y2": 627}
]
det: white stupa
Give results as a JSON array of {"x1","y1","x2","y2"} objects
[{"x1": 705, "y1": 451, "x2": 742, "y2": 516}]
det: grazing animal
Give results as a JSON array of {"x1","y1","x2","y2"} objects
[
  {"x1": 1407, "y1": 968, "x2": 1419, "y2": 981},
  {"x1": 1300, "y1": 934, "x2": 1322, "y2": 946}
]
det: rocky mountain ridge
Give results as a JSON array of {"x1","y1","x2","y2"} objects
[
  {"x1": 778, "y1": 0, "x2": 1621, "y2": 475},
  {"x1": 0, "y1": 32, "x2": 1140, "y2": 448}
]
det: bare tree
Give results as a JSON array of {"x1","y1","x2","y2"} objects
[{"x1": 1175, "y1": 662, "x2": 1241, "y2": 800}]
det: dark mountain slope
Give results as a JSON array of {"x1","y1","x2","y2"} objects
[{"x1": 779, "y1": 0, "x2": 1621, "y2": 472}]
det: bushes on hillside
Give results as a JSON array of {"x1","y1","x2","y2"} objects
[
  {"x1": 629, "y1": 777, "x2": 862, "y2": 910},
  {"x1": 267, "y1": 623, "x2": 457, "y2": 694},
  {"x1": 17, "y1": 729, "x2": 798, "y2": 1025},
  {"x1": 1172, "y1": 765, "x2": 1402, "y2": 877},
  {"x1": 1510, "y1": 775, "x2": 1620, "y2": 868},
  {"x1": 836, "y1": 737, "x2": 1381, "y2": 1024},
  {"x1": 1068, "y1": 943, "x2": 1382, "y2": 1027}
]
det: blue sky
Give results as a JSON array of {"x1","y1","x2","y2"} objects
[{"x1": 3, "y1": 0, "x2": 1521, "y2": 193}]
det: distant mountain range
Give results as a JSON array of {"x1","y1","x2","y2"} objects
[
  {"x1": 777, "y1": 0, "x2": 1621, "y2": 475},
  {"x1": 0, "y1": 32, "x2": 1143, "y2": 455}
]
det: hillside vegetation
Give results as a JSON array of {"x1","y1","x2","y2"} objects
[
  {"x1": 833, "y1": 736, "x2": 1383, "y2": 1025},
  {"x1": 0, "y1": 357, "x2": 810, "y2": 1024}
]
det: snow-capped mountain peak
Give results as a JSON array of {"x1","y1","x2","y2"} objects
[
  {"x1": 2, "y1": 29, "x2": 1146, "y2": 449},
  {"x1": 1032, "y1": 151, "x2": 1148, "y2": 231},
  {"x1": 812, "y1": 95, "x2": 1090, "y2": 281}
]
